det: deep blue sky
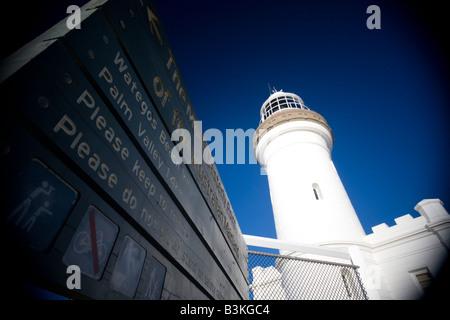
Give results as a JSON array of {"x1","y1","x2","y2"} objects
[{"x1": 153, "y1": 0, "x2": 450, "y2": 237}]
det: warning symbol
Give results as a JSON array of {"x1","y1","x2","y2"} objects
[{"x1": 63, "y1": 206, "x2": 118, "y2": 280}]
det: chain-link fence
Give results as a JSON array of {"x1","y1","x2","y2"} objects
[{"x1": 248, "y1": 251, "x2": 368, "y2": 300}]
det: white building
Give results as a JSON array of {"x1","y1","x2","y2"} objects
[{"x1": 251, "y1": 90, "x2": 450, "y2": 300}]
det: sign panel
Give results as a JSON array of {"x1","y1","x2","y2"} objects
[
  {"x1": 63, "y1": 206, "x2": 119, "y2": 279},
  {"x1": 4, "y1": 41, "x2": 243, "y2": 299},
  {"x1": 60, "y1": 7, "x2": 247, "y2": 293},
  {"x1": 0, "y1": 0, "x2": 248, "y2": 300}
]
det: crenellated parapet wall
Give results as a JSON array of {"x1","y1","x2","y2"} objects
[
  {"x1": 364, "y1": 199, "x2": 449, "y2": 299},
  {"x1": 367, "y1": 199, "x2": 450, "y2": 243}
]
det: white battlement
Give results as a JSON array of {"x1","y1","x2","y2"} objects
[
  {"x1": 369, "y1": 214, "x2": 425, "y2": 235},
  {"x1": 362, "y1": 199, "x2": 450, "y2": 299},
  {"x1": 368, "y1": 199, "x2": 449, "y2": 237}
]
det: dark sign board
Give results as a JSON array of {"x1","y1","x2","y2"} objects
[{"x1": 0, "y1": 0, "x2": 247, "y2": 300}]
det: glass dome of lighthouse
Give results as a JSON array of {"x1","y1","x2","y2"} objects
[{"x1": 260, "y1": 90, "x2": 309, "y2": 123}]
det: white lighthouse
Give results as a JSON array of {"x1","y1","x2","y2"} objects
[
  {"x1": 251, "y1": 90, "x2": 450, "y2": 300},
  {"x1": 253, "y1": 90, "x2": 366, "y2": 247}
]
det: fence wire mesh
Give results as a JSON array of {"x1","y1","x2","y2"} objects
[{"x1": 248, "y1": 251, "x2": 368, "y2": 300}]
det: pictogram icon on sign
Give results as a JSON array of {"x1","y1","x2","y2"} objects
[
  {"x1": 63, "y1": 206, "x2": 118, "y2": 280},
  {"x1": 6, "y1": 159, "x2": 78, "y2": 251}
]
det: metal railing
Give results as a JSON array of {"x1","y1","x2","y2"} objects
[
  {"x1": 245, "y1": 235, "x2": 368, "y2": 300},
  {"x1": 248, "y1": 251, "x2": 368, "y2": 300}
]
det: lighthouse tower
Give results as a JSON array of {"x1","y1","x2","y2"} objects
[{"x1": 253, "y1": 90, "x2": 366, "y2": 247}]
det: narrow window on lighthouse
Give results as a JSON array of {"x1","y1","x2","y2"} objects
[{"x1": 312, "y1": 183, "x2": 322, "y2": 200}]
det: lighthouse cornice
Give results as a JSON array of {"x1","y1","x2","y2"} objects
[
  {"x1": 253, "y1": 109, "x2": 335, "y2": 168},
  {"x1": 254, "y1": 108, "x2": 334, "y2": 145}
]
